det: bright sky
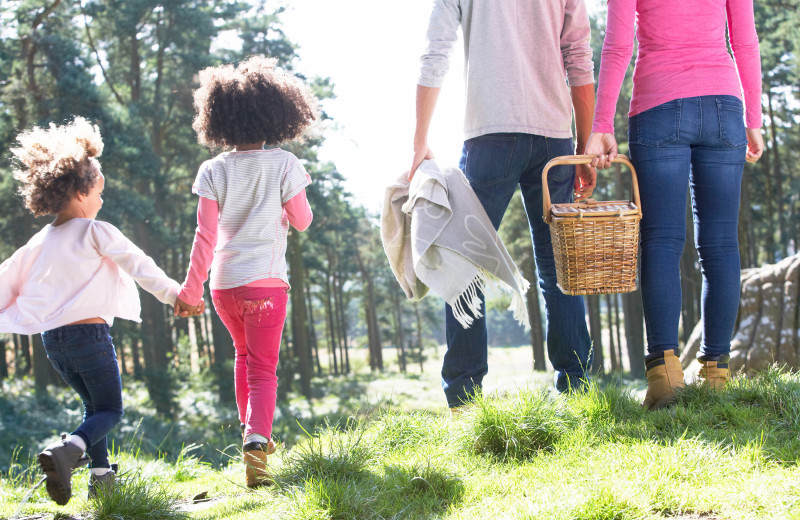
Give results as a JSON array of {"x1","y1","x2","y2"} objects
[
  {"x1": 281, "y1": 0, "x2": 465, "y2": 214},
  {"x1": 281, "y1": 0, "x2": 603, "y2": 214}
]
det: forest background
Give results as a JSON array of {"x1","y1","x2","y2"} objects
[{"x1": 0, "y1": 0, "x2": 798, "y2": 468}]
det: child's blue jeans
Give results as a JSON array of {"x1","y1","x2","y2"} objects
[{"x1": 42, "y1": 323, "x2": 123, "y2": 469}]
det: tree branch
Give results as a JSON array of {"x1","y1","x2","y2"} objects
[{"x1": 79, "y1": 0, "x2": 125, "y2": 105}]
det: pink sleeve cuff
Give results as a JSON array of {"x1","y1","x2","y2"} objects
[{"x1": 284, "y1": 189, "x2": 313, "y2": 232}]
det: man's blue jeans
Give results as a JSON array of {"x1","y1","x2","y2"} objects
[
  {"x1": 442, "y1": 133, "x2": 593, "y2": 407},
  {"x1": 629, "y1": 96, "x2": 747, "y2": 357},
  {"x1": 42, "y1": 324, "x2": 123, "y2": 469}
]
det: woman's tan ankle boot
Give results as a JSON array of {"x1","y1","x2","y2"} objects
[
  {"x1": 642, "y1": 349, "x2": 685, "y2": 410},
  {"x1": 244, "y1": 439, "x2": 276, "y2": 488},
  {"x1": 697, "y1": 354, "x2": 730, "y2": 389}
]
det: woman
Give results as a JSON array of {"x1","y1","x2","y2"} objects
[{"x1": 585, "y1": 0, "x2": 764, "y2": 409}]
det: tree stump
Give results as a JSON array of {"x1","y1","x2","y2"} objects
[{"x1": 680, "y1": 255, "x2": 800, "y2": 374}]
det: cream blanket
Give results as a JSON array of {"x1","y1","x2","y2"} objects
[{"x1": 381, "y1": 159, "x2": 530, "y2": 329}]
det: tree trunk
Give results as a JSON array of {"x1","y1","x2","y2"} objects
[
  {"x1": 586, "y1": 295, "x2": 604, "y2": 374},
  {"x1": 605, "y1": 294, "x2": 618, "y2": 371},
  {"x1": 0, "y1": 337, "x2": 8, "y2": 379},
  {"x1": 32, "y1": 334, "x2": 55, "y2": 393},
  {"x1": 354, "y1": 247, "x2": 382, "y2": 371},
  {"x1": 622, "y1": 291, "x2": 645, "y2": 378},
  {"x1": 390, "y1": 284, "x2": 407, "y2": 372},
  {"x1": 414, "y1": 304, "x2": 425, "y2": 373},
  {"x1": 766, "y1": 88, "x2": 786, "y2": 257},
  {"x1": 211, "y1": 302, "x2": 235, "y2": 405},
  {"x1": 522, "y1": 256, "x2": 545, "y2": 371},
  {"x1": 20, "y1": 334, "x2": 32, "y2": 377},
  {"x1": 613, "y1": 294, "x2": 623, "y2": 371},
  {"x1": 305, "y1": 284, "x2": 322, "y2": 375},
  {"x1": 288, "y1": 230, "x2": 311, "y2": 398}
]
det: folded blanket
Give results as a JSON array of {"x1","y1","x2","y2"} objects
[{"x1": 381, "y1": 159, "x2": 530, "y2": 329}]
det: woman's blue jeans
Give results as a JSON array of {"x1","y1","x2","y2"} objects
[
  {"x1": 442, "y1": 133, "x2": 593, "y2": 407},
  {"x1": 629, "y1": 95, "x2": 747, "y2": 357},
  {"x1": 42, "y1": 324, "x2": 123, "y2": 468}
]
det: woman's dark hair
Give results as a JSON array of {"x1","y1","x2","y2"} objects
[
  {"x1": 12, "y1": 117, "x2": 103, "y2": 217},
  {"x1": 192, "y1": 56, "x2": 318, "y2": 148}
]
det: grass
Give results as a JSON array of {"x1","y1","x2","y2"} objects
[{"x1": 1, "y1": 358, "x2": 800, "y2": 519}]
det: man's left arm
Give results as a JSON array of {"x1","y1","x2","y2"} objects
[{"x1": 562, "y1": 0, "x2": 596, "y2": 197}]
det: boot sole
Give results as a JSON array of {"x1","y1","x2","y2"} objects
[{"x1": 38, "y1": 451, "x2": 71, "y2": 505}]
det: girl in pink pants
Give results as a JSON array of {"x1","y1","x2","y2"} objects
[{"x1": 177, "y1": 56, "x2": 317, "y2": 488}]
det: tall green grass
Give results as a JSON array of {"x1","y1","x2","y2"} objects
[{"x1": 2, "y1": 367, "x2": 800, "y2": 519}]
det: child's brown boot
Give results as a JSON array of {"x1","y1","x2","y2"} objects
[
  {"x1": 38, "y1": 434, "x2": 90, "y2": 505},
  {"x1": 244, "y1": 439, "x2": 276, "y2": 488},
  {"x1": 698, "y1": 354, "x2": 730, "y2": 389},
  {"x1": 88, "y1": 463, "x2": 117, "y2": 500},
  {"x1": 642, "y1": 349, "x2": 685, "y2": 410}
]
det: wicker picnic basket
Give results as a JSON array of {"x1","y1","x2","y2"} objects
[{"x1": 542, "y1": 155, "x2": 641, "y2": 296}]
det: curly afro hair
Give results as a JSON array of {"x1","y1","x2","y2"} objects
[
  {"x1": 192, "y1": 55, "x2": 318, "y2": 149},
  {"x1": 11, "y1": 117, "x2": 103, "y2": 217}
]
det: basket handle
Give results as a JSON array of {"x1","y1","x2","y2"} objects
[{"x1": 542, "y1": 154, "x2": 640, "y2": 222}]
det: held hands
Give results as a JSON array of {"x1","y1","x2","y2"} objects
[
  {"x1": 745, "y1": 127, "x2": 764, "y2": 163},
  {"x1": 174, "y1": 297, "x2": 205, "y2": 318}
]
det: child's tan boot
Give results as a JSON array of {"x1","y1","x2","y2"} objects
[
  {"x1": 244, "y1": 439, "x2": 276, "y2": 488},
  {"x1": 697, "y1": 354, "x2": 730, "y2": 389},
  {"x1": 642, "y1": 349, "x2": 685, "y2": 410}
]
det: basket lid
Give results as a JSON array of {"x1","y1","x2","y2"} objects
[{"x1": 550, "y1": 199, "x2": 640, "y2": 218}]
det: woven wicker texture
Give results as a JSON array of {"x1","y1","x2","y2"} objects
[{"x1": 543, "y1": 155, "x2": 642, "y2": 296}]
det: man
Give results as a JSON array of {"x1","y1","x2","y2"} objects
[{"x1": 411, "y1": 0, "x2": 597, "y2": 408}]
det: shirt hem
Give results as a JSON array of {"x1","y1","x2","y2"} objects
[{"x1": 465, "y1": 125, "x2": 574, "y2": 141}]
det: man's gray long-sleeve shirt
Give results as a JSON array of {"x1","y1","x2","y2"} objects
[{"x1": 418, "y1": 0, "x2": 595, "y2": 141}]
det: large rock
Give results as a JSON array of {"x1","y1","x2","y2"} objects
[{"x1": 680, "y1": 255, "x2": 800, "y2": 374}]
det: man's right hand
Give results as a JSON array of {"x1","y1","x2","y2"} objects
[{"x1": 409, "y1": 142, "x2": 435, "y2": 181}]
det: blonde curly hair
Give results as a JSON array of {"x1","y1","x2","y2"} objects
[
  {"x1": 192, "y1": 56, "x2": 318, "y2": 148},
  {"x1": 11, "y1": 117, "x2": 103, "y2": 217}
]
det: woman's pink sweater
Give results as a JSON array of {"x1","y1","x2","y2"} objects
[{"x1": 592, "y1": 0, "x2": 762, "y2": 133}]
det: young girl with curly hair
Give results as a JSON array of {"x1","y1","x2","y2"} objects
[
  {"x1": 0, "y1": 117, "x2": 199, "y2": 504},
  {"x1": 176, "y1": 56, "x2": 317, "y2": 488}
]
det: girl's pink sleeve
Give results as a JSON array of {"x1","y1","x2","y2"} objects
[
  {"x1": 284, "y1": 189, "x2": 313, "y2": 232},
  {"x1": 592, "y1": 0, "x2": 637, "y2": 134},
  {"x1": 727, "y1": 0, "x2": 762, "y2": 129},
  {"x1": 179, "y1": 196, "x2": 218, "y2": 305}
]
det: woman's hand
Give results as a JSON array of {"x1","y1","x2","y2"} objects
[
  {"x1": 585, "y1": 132, "x2": 619, "y2": 169},
  {"x1": 745, "y1": 127, "x2": 764, "y2": 163}
]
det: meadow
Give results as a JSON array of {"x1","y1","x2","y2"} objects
[{"x1": 2, "y1": 347, "x2": 799, "y2": 520}]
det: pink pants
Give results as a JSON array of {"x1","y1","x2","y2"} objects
[{"x1": 211, "y1": 286, "x2": 287, "y2": 439}]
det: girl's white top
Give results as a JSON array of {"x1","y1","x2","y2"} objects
[
  {"x1": 192, "y1": 148, "x2": 311, "y2": 290},
  {"x1": 0, "y1": 218, "x2": 179, "y2": 335}
]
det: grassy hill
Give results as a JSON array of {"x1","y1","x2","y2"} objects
[{"x1": 2, "y1": 362, "x2": 799, "y2": 520}]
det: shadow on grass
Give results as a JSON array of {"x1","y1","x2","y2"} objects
[
  {"x1": 572, "y1": 366, "x2": 800, "y2": 465},
  {"x1": 283, "y1": 462, "x2": 466, "y2": 519}
]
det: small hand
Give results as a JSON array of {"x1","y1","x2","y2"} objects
[
  {"x1": 174, "y1": 297, "x2": 205, "y2": 318},
  {"x1": 745, "y1": 127, "x2": 764, "y2": 163},
  {"x1": 409, "y1": 142, "x2": 435, "y2": 181},
  {"x1": 574, "y1": 163, "x2": 597, "y2": 201},
  {"x1": 585, "y1": 132, "x2": 618, "y2": 169}
]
